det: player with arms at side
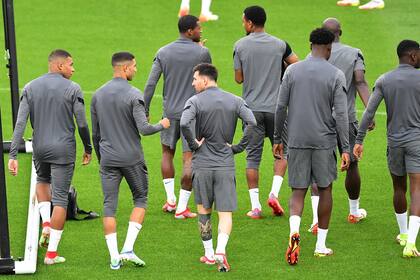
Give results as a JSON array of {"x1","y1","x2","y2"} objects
[
  {"x1": 8, "y1": 49, "x2": 92, "y2": 265},
  {"x1": 233, "y1": 5, "x2": 298, "y2": 219},
  {"x1": 274, "y1": 28, "x2": 350, "y2": 265},
  {"x1": 354, "y1": 40, "x2": 420, "y2": 257},
  {"x1": 144, "y1": 15, "x2": 211, "y2": 219}
]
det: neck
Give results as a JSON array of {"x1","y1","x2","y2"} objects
[
  {"x1": 252, "y1": 26, "x2": 265, "y2": 33},
  {"x1": 399, "y1": 58, "x2": 414, "y2": 66},
  {"x1": 204, "y1": 82, "x2": 217, "y2": 89},
  {"x1": 180, "y1": 33, "x2": 192, "y2": 40},
  {"x1": 48, "y1": 68, "x2": 62, "y2": 76},
  {"x1": 113, "y1": 71, "x2": 127, "y2": 80},
  {"x1": 311, "y1": 50, "x2": 327, "y2": 59}
]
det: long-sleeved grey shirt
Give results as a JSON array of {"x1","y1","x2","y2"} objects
[
  {"x1": 91, "y1": 78, "x2": 164, "y2": 167},
  {"x1": 356, "y1": 64, "x2": 420, "y2": 147},
  {"x1": 274, "y1": 57, "x2": 349, "y2": 152},
  {"x1": 144, "y1": 36, "x2": 212, "y2": 120},
  {"x1": 9, "y1": 73, "x2": 92, "y2": 164},
  {"x1": 180, "y1": 87, "x2": 257, "y2": 170},
  {"x1": 233, "y1": 32, "x2": 293, "y2": 113}
]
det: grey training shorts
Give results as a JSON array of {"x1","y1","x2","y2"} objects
[
  {"x1": 287, "y1": 148, "x2": 337, "y2": 188},
  {"x1": 100, "y1": 161, "x2": 149, "y2": 217},
  {"x1": 192, "y1": 169, "x2": 237, "y2": 212},
  {"x1": 387, "y1": 142, "x2": 420, "y2": 176},
  {"x1": 34, "y1": 160, "x2": 75, "y2": 208},
  {"x1": 245, "y1": 111, "x2": 288, "y2": 169},
  {"x1": 161, "y1": 119, "x2": 192, "y2": 152}
]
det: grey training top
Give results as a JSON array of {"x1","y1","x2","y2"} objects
[
  {"x1": 274, "y1": 57, "x2": 349, "y2": 152},
  {"x1": 356, "y1": 64, "x2": 420, "y2": 147},
  {"x1": 180, "y1": 87, "x2": 257, "y2": 170},
  {"x1": 144, "y1": 36, "x2": 212, "y2": 120},
  {"x1": 329, "y1": 42, "x2": 365, "y2": 123},
  {"x1": 91, "y1": 78, "x2": 164, "y2": 167},
  {"x1": 233, "y1": 32, "x2": 293, "y2": 113},
  {"x1": 9, "y1": 73, "x2": 92, "y2": 164}
]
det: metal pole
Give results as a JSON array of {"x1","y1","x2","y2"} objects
[
  {"x1": 0, "y1": 107, "x2": 11, "y2": 259},
  {"x1": 0, "y1": 107, "x2": 15, "y2": 275},
  {"x1": 2, "y1": 0, "x2": 20, "y2": 129}
]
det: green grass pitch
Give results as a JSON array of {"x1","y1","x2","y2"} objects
[{"x1": 1, "y1": 0, "x2": 420, "y2": 279}]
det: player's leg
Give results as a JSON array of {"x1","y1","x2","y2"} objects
[
  {"x1": 175, "y1": 125, "x2": 197, "y2": 218},
  {"x1": 388, "y1": 146, "x2": 409, "y2": 246},
  {"x1": 199, "y1": 0, "x2": 218, "y2": 22},
  {"x1": 267, "y1": 113, "x2": 286, "y2": 216},
  {"x1": 285, "y1": 148, "x2": 311, "y2": 265},
  {"x1": 286, "y1": 188, "x2": 307, "y2": 265},
  {"x1": 193, "y1": 169, "x2": 215, "y2": 264},
  {"x1": 404, "y1": 173, "x2": 420, "y2": 257},
  {"x1": 215, "y1": 212, "x2": 232, "y2": 272},
  {"x1": 346, "y1": 161, "x2": 368, "y2": 223},
  {"x1": 120, "y1": 162, "x2": 149, "y2": 266},
  {"x1": 34, "y1": 160, "x2": 52, "y2": 248},
  {"x1": 44, "y1": 163, "x2": 75, "y2": 265},
  {"x1": 312, "y1": 149, "x2": 337, "y2": 257},
  {"x1": 391, "y1": 174, "x2": 408, "y2": 245},
  {"x1": 179, "y1": 0, "x2": 190, "y2": 17},
  {"x1": 214, "y1": 170, "x2": 236, "y2": 272},
  {"x1": 245, "y1": 112, "x2": 264, "y2": 219},
  {"x1": 101, "y1": 166, "x2": 123, "y2": 269},
  {"x1": 346, "y1": 122, "x2": 366, "y2": 223},
  {"x1": 161, "y1": 123, "x2": 178, "y2": 212},
  {"x1": 403, "y1": 143, "x2": 420, "y2": 257},
  {"x1": 314, "y1": 184, "x2": 334, "y2": 257},
  {"x1": 197, "y1": 205, "x2": 214, "y2": 264},
  {"x1": 308, "y1": 183, "x2": 319, "y2": 235}
]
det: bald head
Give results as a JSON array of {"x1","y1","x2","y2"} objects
[{"x1": 322, "y1": 18, "x2": 341, "y2": 41}]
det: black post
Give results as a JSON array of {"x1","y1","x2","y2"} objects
[
  {"x1": 0, "y1": 107, "x2": 15, "y2": 275},
  {"x1": 2, "y1": 0, "x2": 20, "y2": 129}
]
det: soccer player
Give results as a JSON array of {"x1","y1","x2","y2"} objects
[
  {"x1": 307, "y1": 18, "x2": 374, "y2": 234},
  {"x1": 144, "y1": 15, "x2": 211, "y2": 219},
  {"x1": 337, "y1": 0, "x2": 385, "y2": 10},
  {"x1": 178, "y1": 0, "x2": 218, "y2": 22},
  {"x1": 8, "y1": 49, "x2": 92, "y2": 265},
  {"x1": 274, "y1": 28, "x2": 350, "y2": 265},
  {"x1": 180, "y1": 63, "x2": 256, "y2": 272},
  {"x1": 91, "y1": 52, "x2": 170, "y2": 269},
  {"x1": 354, "y1": 40, "x2": 420, "y2": 258},
  {"x1": 233, "y1": 5, "x2": 299, "y2": 219}
]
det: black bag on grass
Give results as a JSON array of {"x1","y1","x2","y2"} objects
[{"x1": 66, "y1": 186, "x2": 100, "y2": 220}]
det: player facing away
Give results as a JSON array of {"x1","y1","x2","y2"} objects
[
  {"x1": 178, "y1": 0, "x2": 218, "y2": 22},
  {"x1": 274, "y1": 28, "x2": 350, "y2": 265},
  {"x1": 8, "y1": 49, "x2": 92, "y2": 265},
  {"x1": 233, "y1": 5, "x2": 299, "y2": 219},
  {"x1": 144, "y1": 15, "x2": 211, "y2": 219},
  {"x1": 337, "y1": 0, "x2": 385, "y2": 10},
  {"x1": 307, "y1": 18, "x2": 375, "y2": 234},
  {"x1": 354, "y1": 40, "x2": 420, "y2": 258},
  {"x1": 180, "y1": 63, "x2": 257, "y2": 272},
  {"x1": 91, "y1": 52, "x2": 170, "y2": 269}
]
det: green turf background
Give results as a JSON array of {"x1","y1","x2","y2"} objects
[{"x1": 1, "y1": 0, "x2": 419, "y2": 279}]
